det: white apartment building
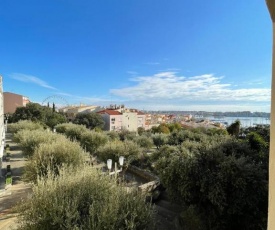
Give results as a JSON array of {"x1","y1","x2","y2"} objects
[
  {"x1": 98, "y1": 108, "x2": 146, "y2": 132},
  {"x1": 0, "y1": 77, "x2": 6, "y2": 177}
]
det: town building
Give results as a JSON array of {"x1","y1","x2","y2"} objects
[
  {"x1": 59, "y1": 104, "x2": 103, "y2": 121},
  {"x1": 0, "y1": 77, "x2": 6, "y2": 177},
  {"x1": 3, "y1": 92, "x2": 30, "y2": 114},
  {"x1": 97, "y1": 105, "x2": 146, "y2": 132}
]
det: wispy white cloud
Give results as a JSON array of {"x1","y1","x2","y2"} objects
[
  {"x1": 10, "y1": 73, "x2": 57, "y2": 90},
  {"x1": 145, "y1": 62, "x2": 160, "y2": 65},
  {"x1": 110, "y1": 72, "x2": 271, "y2": 103}
]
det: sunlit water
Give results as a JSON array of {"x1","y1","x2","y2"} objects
[{"x1": 204, "y1": 116, "x2": 270, "y2": 128}]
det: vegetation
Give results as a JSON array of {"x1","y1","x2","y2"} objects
[
  {"x1": 8, "y1": 120, "x2": 44, "y2": 133},
  {"x1": 154, "y1": 127, "x2": 268, "y2": 230},
  {"x1": 55, "y1": 123, "x2": 88, "y2": 141},
  {"x1": 97, "y1": 140, "x2": 141, "y2": 163},
  {"x1": 13, "y1": 129, "x2": 60, "y2": 156},
  {"x1": 23, "y1": 137, "x2": 87, "y2": 183},
  {"x1": 80, "y1": 131, "x2": 108, "y2": 154},
  {"x1": 73, "y1": 112, "x2": 105, "y2": 130},
  {"x1": 10, "y1": 102, "x2": 67, "y2": 128},
  {"x1": 227, "y1": 120, "x2": 241, "y2": 137},
  {"x1": 9, "y1": 119, "x2": 269, "y2": 229},
  {"x1": 16, "y1": 166, "x2": 155, "y2": 230}
]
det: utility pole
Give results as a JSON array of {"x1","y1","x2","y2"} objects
[{"x1": 266, "y1": 1, "x2": 275, "y2": 229}]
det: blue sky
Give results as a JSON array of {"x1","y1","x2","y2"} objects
[{"x1": 0, "y1": 0, "x2": 272, "y2": 112}]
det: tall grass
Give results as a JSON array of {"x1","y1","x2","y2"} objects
[{"x1": 16, "y1": 166, "x2": 155, "y2": 230}]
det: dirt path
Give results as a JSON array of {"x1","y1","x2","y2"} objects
[{"x1": 0, "y1": 133, "x2": 32, "y2": 230}]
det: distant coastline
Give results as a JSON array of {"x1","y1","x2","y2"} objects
[{"x1": 145, "y1": 111, "x2": 270, "y2": 118}]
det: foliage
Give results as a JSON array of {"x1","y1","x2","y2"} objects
[
  {"x1": 227, "y1": 120, "x2": 241, "y2": 137},
  {"x1": 155, "y1": 137, "x2": 268, "y2": 230},
  {"x1": 137, "y1": 127, "x2": 146, "y2": 135},
  {"x1": 133, "y1": 135, "x2": 154, "y2": 150},
  {"x1": 151, "y1": 124, "x2": 170, "y2": 134},
  {"x1": 167, "y1": 122, "x2": 182, "y2": 133},
  {"x1": 13, "y1": 129, "x2": 60, "y2": 157},
  {"x1": 105, "y1": 131, "x2": 120, "y2": 141},
  {"x1": 97, "y1": 140, "x2": 141, "y2": 163},
  {"x1": 45, "y1": 112, "x2": 67, "y2": 128},
  {"x1": 152, "y1": 133, "x2": 168, "y2": 149},
  {"x1": 8, "y1": 120, "x2": 44, "y2": 134},
  {"x1": 55, "y1": 123, "x2": 88, "y2": 141},
  {"x1": 73, "y1": 112, "x2": 104, "y2": 130},
  {"x1": 80, "y1": 131, "x2": 108, "y2": 154},
  {"x1": 16, "y1": 166, "x2": 155, "y2": 230},
  {"x1": 151, "y1": 145, "x2": 179, "y2": 162},
  {"x1": 10, "y1": 103, "x2": 67, "y2": 128},
  {"x1": 23, "y1": 137, "x2": 87, "y2": 182}
]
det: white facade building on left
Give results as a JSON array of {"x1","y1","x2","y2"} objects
[{"x1": 0, "y1": 76, "x2": 6, "y2": 177}]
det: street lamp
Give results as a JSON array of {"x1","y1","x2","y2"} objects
[
  {"x1": 119, "y1": 156, "x2": 124, "y2": 169},
  {"x1": 107, "y1": 159, "x2": 112, "y2": 172}
]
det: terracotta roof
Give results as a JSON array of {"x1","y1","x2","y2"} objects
[
  {"x1": 137, "y1": 111, "x2": 145, "y2": 115},
  {"x1": 97, "y1": 109, "x2": 122, "y2": 115}
]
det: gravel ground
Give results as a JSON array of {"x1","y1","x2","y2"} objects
[{"x1": 0, "y1": 133, "x2": 32, "y2": 230}]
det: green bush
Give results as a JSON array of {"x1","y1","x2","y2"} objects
[
  {"x1": 152, "y1": 133, "x2": 168, "y2": 149},
  {"x1": 133, "y1": 135, "x2": 154, "y2": 150},
  {"x1": 97, "y1": 140, "x2": 141, "y2": 163},
  {"x1": 80, "y1": 131, "x2": 108, "y2": 154},
  {"x1": 16, "y1": 166, "x2": 155, "y2": 230},
  {"x1": 23, "y1": 138, "x2": 87, "y2": 182},
  {"x1": 14, "y1": 129, "x2": 61, "y2": 156},
  {"x1": 57, "y1": 123, "x2": 88, "y2": 141},
  {"x1": 8, "y1": 120, "x2": 44, "y2": 133},
  {"x1": 156, "y1": 137, "x2": 268, "y2": 230}
]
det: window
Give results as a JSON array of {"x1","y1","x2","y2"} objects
[
  {"x1": 111, "y1": 126, "x2": 115, "y2": 130},
  {"x1": 111, "y1": 118, "x2": 115, "y2": 121}
]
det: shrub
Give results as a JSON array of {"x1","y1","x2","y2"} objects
[
  {"x1": 133, "y1": 135, "x2": 154, "y2": 150},
  {"x1": 105, "y1": 131, "x2": 120, "y2": 141},
  {"x1": 14, "y1": 129, "x2": 61, "y2": 156},
  {"x1": 55, "y1": 123, "x2": 88, "y2": 141},
  {"x1": 97, "y1": 140, "x2": 141, "y2": 163},
  {"x1": 80, "y1": 131, "x2": 108, "y2": 154},
  {"x1": 17, "y1": 166, "x2": 155, "y2": 230},
  {"x1": 152, "y1": 133, "x2": 168, "y2": 149},
  {"x1": 23, "y1": 138, "x2": 87, "y2": 182},
  {"x1": 8, "y1": 120, "x2": 43, "y2": 133}
]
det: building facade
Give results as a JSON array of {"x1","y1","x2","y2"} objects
[
  {"x1": 98, "y1": 107, "x2": 146, "y2": 132},
  {"x1": 0, "y1": 77, "x2": 6, "y2": 177},
  {"x1": 3, "y1": 92, "x2": 30, "y2": 114}
]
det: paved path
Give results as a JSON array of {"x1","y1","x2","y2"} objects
[{"x1": 0, "y1": 133, "x2": 32, "y2": 230}]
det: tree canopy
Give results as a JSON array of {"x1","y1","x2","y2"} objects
[
  {"x1": 73, "y1": 112, "x2": 104, "y2": 130},
  {"x1": 10, "y1": 103, "x2": 67, "y2": 128}
]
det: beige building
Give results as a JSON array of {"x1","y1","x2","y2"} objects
[
  {"x1": 59, "y1": 105, "x2": 103, "y2": 121},
  {"x1": 3, "y1": 92, "x2": 30, "y2": 114},
  {"x1": 98, "y1": 108, "x2": 146, "y2": 132}
]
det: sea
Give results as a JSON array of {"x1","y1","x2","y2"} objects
[{"x1": 204, "y1": 116, "x2": 270, "y2": 128}]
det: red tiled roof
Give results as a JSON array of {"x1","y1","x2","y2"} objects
[
  {"x1": 97, "y1": 109, "x2": 122, "y2": 115},
  {"x1": 137, "y1": 111, "x2": 145, "y2": 115}
]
